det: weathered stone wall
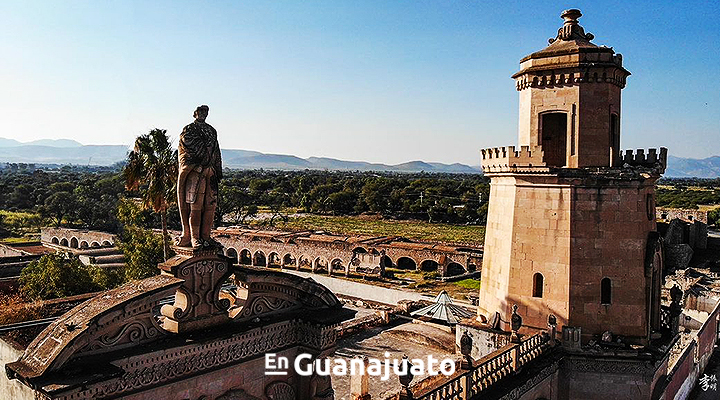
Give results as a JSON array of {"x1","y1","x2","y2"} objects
[
  {"x1": 0, "y1": 339, "x2": 36, "y2": 400},
  {"x1": 455, "y1": 320, "x2": 511, "y2": 361},
  {"x1": 478, "y1": 173, "x2": 658, "y2": 341},
  {"x1": 477, "y1": 175, "x2": 521, "y2": 324},
  {"x1": 657, "y1": 207, "x2": 708, "y2": 224},
  {"x1": 559, "y1": 355, "x2": 667, "y2": 400},
  {"x1": 0, "y1": 243, "x2": 25, "y2": 258},
  {"x1": 215, "y1": 230, "x2": 479, "y2": 278},
  {"x1": 120, "y1": 347, "x2": 301, "y2": 400},
  {"x1": 568, "y1": 181, "x2": 656, "y2": 340}
]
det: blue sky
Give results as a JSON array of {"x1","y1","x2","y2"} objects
[{"x1": 1, "y1": 1, "x2": 718, "y2": 165}]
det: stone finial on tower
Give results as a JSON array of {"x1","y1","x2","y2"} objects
[{"x1": 549, "y1": 9, "x2": 594, "y2": 44}]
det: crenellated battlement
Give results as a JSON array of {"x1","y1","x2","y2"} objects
[
  {"x1": 622, "y1": 147, "x2": 667, "y2": 172},
  {"x1": 480, "y1": 145, "x2": 546, "y2": 173}
]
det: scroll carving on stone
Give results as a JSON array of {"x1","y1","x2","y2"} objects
[
  {"x1": 265, "y1": 381, "x2": 296, "y2": 400},
  {"x1": 176, "y1": 105, "x2": 223, "y2": 249}
]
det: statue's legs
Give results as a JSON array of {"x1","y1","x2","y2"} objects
[
  {"x1": 176, "y1": 168, "x2": 192, "y2": 246},
  {"x1": 189, "y1": 208, "x2": 203, "y2": 248},
  {"x1": 200, "y1": 178, "x2": 218, "y2": 242}
]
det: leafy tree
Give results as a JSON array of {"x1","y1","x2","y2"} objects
[
  {"x1": 117, "y1": 198, "x2": 166, "y2": 280},
  {"x1": 42, "y1": 191, "x2": 78, "y2": 226},
  {"x1": 709, "y1": 208, "x2": 720, "y2": 227},
  {"x1": 19, "y1": 253, "x2": 99, "y2": 300},
  {"x1": 118, "y1": 225, "x2": 165, "y2": 280},
  {"x1": 124, "y1": 129, "x2": 178, "y2": 260}
]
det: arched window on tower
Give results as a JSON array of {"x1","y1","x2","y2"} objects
[
  {"x1": 532, "y1": 273, "x2": 544, "y2": 298},
  {"x1": 601, "y1": 278, "x2": 612, "y2": 305}
]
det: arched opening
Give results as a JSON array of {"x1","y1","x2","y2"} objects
[
  {"x1": 253, "y1": 251, "x2": 266, "y2": 267},
  {"x1": 282, "y1": 254, "x2": 297, "y2": 269},
  {"x1": 331, "y1": 258, "x2": 345, "y2": 275},
  {"x1": 396, "y1": 257, "x2": 417, "y2": 270},
  {"x1": 70, "y1": 237, "x2": 79, "y2": 248},
  {"x1": 51, "y1": 237, "x2": 59, "y2": 245},
  {"x1": 601, "y1": 278, "x2": 612, "y2": 305},
  {"x1": 60, "y1": 238, "x2": 69, "y2": 247},
  {"x1": 420, "y1": 260, "x2": 439, "y2": 272},
  {"x1": 380, "y1": 256, "x2": 393, "y2": 269},
  {"x1": 240, "y1": 249, "x2": 252, "y2": 265},
  {"x1": 540, "y1": 112, "x2": 568, "y2": 167},
  {"x1": 226, "y1": 248, "x2": 238, "y2": 264},
  {"x1": 298, "y1": 255, "x2": 311, "y2": 271},
  {"x1": 313, "y1": 257, "x2": 328, "y2": 273},
  {"x1": 90, "y1": 241, "x2": 100, "y2": 248},
  {"x1": 533, "y1": 273, "x2": 544, "y2": 298},
  {"x1": 80, "y1": 241, "x2": 89, "y2": 249},
  {"x1": 268, "y1": 252, "x2": 281, "y2": 268},
  {"x1": 446, "y1": 262, "x2": 466, "y2": 277},
  {"x1": 102, "y1": 240, "x2": 112, "y2": 247}
]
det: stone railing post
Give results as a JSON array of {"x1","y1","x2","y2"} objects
[
  {"x1": 510, "y1": 344, "x2": 520, "y2": 372},
  {"x1": 350, "y1": 356, "x2": 371, "y2": 400},
  {"x1": 398, "y1": 355, "x2": 414, "y2": 400},
  {"x1": 460, "y1": 372, "x2": 472, "y2": 400}
]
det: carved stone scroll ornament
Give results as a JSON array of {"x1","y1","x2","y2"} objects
[
  {"x1": 228, "y1": 266, "x2": 340, "y2": 323},
  {"x1": 265, "y1": 381, "x2": 296, "y2": 400},
  {"x1": 159, "y1": 250, "x2": 233, "y2": 333}
]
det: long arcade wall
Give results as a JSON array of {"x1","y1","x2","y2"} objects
[{"x1": 40, "y1": 227, "x2": 484, "y2": 278}]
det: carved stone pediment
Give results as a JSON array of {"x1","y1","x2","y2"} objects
[
  {"x1": 229, "y1": 266, "x2": 340, "y2": 322},
  {"x1": 6, "y1": 275, "x2": 183, "y2": 380}
]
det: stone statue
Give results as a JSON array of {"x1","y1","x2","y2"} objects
[{"x1": 176, "y1": 105, "x2": 223, "y2": 248}]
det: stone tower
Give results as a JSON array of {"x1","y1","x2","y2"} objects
[{"x1": 477, "y1": 9, "x2": 667, "y2": 344}]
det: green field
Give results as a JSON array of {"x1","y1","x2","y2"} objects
[{"x1": 265, "y1": 214, "x2": 485, "y2": 246}]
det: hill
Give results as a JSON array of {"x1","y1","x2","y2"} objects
[{"x1": 0, "y1": 137, "x2": 717, "y2": 177}]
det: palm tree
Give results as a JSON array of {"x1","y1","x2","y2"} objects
[{"x1": 124, "y1": 129, "x2": 178, "y2": 261}]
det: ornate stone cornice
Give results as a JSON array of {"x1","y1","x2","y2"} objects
[{"x1": 43, "y1": 319, "x2": 337, "y2": 400}]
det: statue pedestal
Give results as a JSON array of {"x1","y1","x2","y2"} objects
[{"x1": 159, "y1": 245, "x2": 232, "y2": 333}]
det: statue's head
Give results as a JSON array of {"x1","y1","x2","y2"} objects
[{"x1": 193, "y1": 105, "x2": 209, "y2": 122}]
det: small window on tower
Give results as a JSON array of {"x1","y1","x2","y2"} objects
[
  {"x1": 533, "y1": 273, "x2": 544, "y2": 298},
  {"x1": 601, "y1": 278, "x2": 612, "y2": 305}
]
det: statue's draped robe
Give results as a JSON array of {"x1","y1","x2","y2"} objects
[{"x1": 178, "y1": 121, "x2": 222, "y2": 210}]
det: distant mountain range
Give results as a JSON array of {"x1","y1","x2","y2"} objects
[{"x1": 0, "y1": 138, "x2": 718, "y2": 177}]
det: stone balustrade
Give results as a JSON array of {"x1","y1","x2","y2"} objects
[
  {"x1": 414, "y1": 332, "x2": 551, "y2": 400},
  {"x1": 416, "y1": 373, "x2": 464, "y2": 400}
]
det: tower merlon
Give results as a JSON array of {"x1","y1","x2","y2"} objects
[
  {"x1": 480, "y1": 145, "x2": 546, "y2": 173},
  {"x1": 621, "y1": 147, "x2": 668, "y2": 173}
]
